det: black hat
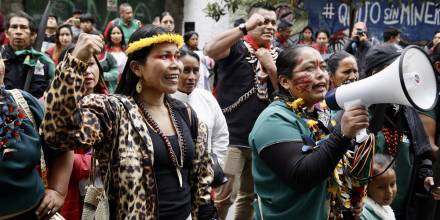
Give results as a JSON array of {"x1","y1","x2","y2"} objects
[
  {"x1": 364, "y1": 44, "x2": 401, "y2": 76},
  {"x1": 278, "y1": 19, "x2": 292, "y2": 30}
]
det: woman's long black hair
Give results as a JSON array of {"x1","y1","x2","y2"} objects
[
  {"x1": 327, "y1": 51, "x2": 353, "y2": 75},
  {"x1": 55, "y1": 24, "x2": 73, "y2": 47},
  {"x1": 300, "y1": 26, "x2": 314, "y2": 41},
  {"x1": 272, "y1": 45, "x2": 309, "y2": 100},
  {"x1": 114, "y1": 25, "x2": 168, "y2": 96},
  {"x1": 106, "y1": 24, "x2": 126, "y2": 49},
  {"x1": 183, "y1": 31, "x2": 199, "y2": 50}
]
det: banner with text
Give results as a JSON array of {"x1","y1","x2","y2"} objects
[{"x1": 304, "y1": 0, "x2": 440, "y2": 42}]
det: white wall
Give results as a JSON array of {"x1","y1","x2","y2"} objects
[{"x1": 183, "y1": 0, "x2": 231, "y2": 50}]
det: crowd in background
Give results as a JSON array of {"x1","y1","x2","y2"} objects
[{"x1": 0, "y1": 2, "x2": 440, "y2": 220}]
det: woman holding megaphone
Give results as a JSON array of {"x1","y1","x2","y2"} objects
[{"x1": 249, "y1": 46, "x2": 369, "y2": 220}]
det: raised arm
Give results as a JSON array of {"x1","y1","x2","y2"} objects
[
  {"x1": 254, "y1": 106, "x2": 368, "y2": 193},
  {"x1": 41, "y1": 34, "x2": 111, "y2": 150},
  {"x1": 204, "y1": 14, "x2": 265, "y2": 60}
]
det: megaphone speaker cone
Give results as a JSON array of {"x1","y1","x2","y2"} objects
[
  {"x1": 400, "y1": 46, "x2": 438, "y2": 111},
  {"x1": 325, "y1": 46, "x2": 438, "y2": 111}
]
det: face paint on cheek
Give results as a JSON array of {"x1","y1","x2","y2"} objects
[{"x1": 293, "y1": 73, "x2": 313, "y2": 92}]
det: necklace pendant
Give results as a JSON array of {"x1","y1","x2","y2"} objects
[{"x1": 176, "y1": 167, "x2": 183, "y2": 188}]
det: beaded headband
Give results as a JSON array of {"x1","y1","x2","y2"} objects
[{"x1": 126, "y1": 33, "x2": 184, "y2": 54}]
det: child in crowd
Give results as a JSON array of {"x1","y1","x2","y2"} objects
[{"x1": 361, "y1": 154, "x2": 397, "y2": 220}]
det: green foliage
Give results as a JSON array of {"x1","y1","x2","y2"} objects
[
  {"x1": 204, "y1": 0, "x2": 294, "y2": 21},
  {"x1": 203, "y1": 2, "x2": 225, "y2": 21}
]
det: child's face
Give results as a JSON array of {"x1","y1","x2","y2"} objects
[{"x1": 367, "y1": 169, "x2": 397, "y2": 206}]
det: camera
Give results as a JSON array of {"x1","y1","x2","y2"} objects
[{"x1": 356, "y1": 28, "x2": 366, "y2": 36}]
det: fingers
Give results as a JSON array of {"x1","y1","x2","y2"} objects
[
  {"x1": 432, "y1": 187, "x2": 440, "y2": 200},
  {"x1": 72, "y1": 33, "x2": 104, "y2": 61},
  {"x1": 255, "y1": 48, "x2": 269, "y2": 58},
  {"x1": 346, "y1": 105, "x2": 368, "y2": 112},
  {"x1": 89, "y1": 39, "x2": 104, "y2": 55},
  {"x1": 341, "y1": 106, "x2": 370, "y2": 138},
  {"x1": 88, "y1": 34, "x2": 105, "y2": 51},
  {"x1": 35, "y1": 189, "x2": 65, "y2": 219},
  {"x1": 344, "y1": 108, "x2": 369, "y2": 123},
  {"x1": 35, "y1": 196, "x2": 53, "y2": 219},
  {"x1": 246, "y1": 14, "x2": 265, "y2": 31},
  {"x1": 424, "y1": 177, "x2": 434, "y2": 191},
  {"x1": 424, "y1": 177, "x2": 440, "y2": 200}
]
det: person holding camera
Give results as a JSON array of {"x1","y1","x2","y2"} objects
[{"x1": 344, "y1": 22, "x2": 371, "y2": 80}]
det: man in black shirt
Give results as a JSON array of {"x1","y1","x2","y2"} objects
[
  {"x1": 205, "y1": 3, "x2": 279, "y2": 220},
  {"x1": 1, "y1": 11, "x2": 54, "y2": 98}
]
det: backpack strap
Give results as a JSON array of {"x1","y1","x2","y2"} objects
[
  {"x1": 9, "y1": 89, "x2": 36, "y2": 126},
  {"x1": 9, "y1": 89, "x2": 47, "y2": 186}
]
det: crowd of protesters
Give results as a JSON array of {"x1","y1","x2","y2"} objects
[{"x1": 0, "y1": 2, "x2": 440, "y2": 220}]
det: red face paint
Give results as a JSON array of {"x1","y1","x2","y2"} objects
[{"x1": 293, "y1": 73, "x2": 313, "y2": 92}]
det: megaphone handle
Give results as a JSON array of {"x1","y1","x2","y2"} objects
[
  {"x1": 343, "y1": 99, "x2": 369, "y2": 143},
  {"x1": 356, "y1": 128, "x2": 369, "y2": 143}
]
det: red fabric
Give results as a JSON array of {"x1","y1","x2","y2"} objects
[
  {"x1": 275, "y1": 32, "x2": 287, "y2": 45},
  {"x1": 243, "y1": 35, "x2": 271, "y2": 50},
  {"x1": 1, "y1": 33, "x2": 9, "y2": 45},
  {"x1": 45, "y1": 47, "x2": 59, "y2": 64},
  {"x1": 212, "y1": 86, "x2": 217, "y2": 98},
  {"x1": 312, "y1": 43, "x2": 329, "y2": 54},
  {"x1": 103, "y1": 20, "x2": 116, "y2": 40},
  {"x1": 60, "y1": 153, "x2": 91, "y2": 220}
]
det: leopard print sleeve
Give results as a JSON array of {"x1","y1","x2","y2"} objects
[
  {"x1": 191, "y1": 121, "x2": 215, "y2": 219},
  {"x1": 41, "y1": 54, "x2": 117, "y2": 150}
]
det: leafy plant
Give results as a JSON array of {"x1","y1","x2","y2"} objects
[{"x1": 203, "y1": 0, "x2": 297, "y2": 21}]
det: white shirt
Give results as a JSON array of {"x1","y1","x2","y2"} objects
[
  {"x1": 364, "y1": 197, "x2": 396, "y2": 220},
  {"x1": 172, "y1": 88, "x2": 229, "y2": 168}
]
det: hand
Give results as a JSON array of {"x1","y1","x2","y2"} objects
[
  {"x1": 35, "y1": 189, "x2": 65, "y2": 219},
  {"x1": 71, "y1": 33, "x2": 104, "y2": 62},
  {"x1": 0, "y1": 58, "x2": 4, "y2": 85},
  {"x1": 424, "y1": 177, "x2": 440, "y2": 200},
  {"x1": 245, "y1": 13, "x2": 265, "y2": 32},
  {"x1": 359, "y1": 34, "x2": 368, "y2": 43},
  {"x1": 255, "y1": 48, "x2": 276, "y2": 73},
  {"x1": 64, "y1": 17, "x2": 74, "y2": 25},
  {"x1": 340, "y1": 106, "x2": 369, "y2": 139}
]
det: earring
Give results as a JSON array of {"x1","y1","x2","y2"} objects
[{"x1": 136, "y1": 80, "x2": 142, "y2": 93}]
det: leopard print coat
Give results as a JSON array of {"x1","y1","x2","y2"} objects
[{"x1": 41, "y1": 54, "x2": 214, "y2": 219}]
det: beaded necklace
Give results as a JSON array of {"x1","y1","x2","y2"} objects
[
  {"x1": 285, "y1": 97, "x2": 373, "y2": 220},
  {"x1": 135, "y1": 97, "x2": 187, "y2": 188},
  {"x1": 382, "y1": 127, "x2": 401, "y2": 157},
  {"x1": 285, "y1": 98, "x2": 328, "y2": 142}
]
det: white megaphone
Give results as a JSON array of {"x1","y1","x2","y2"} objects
[{"x1": 325, "y1": 45, "x2": 438, "y2": 142}]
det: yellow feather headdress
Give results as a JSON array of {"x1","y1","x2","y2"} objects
[{"x1": 126, "y1": 33, "x2": 184, "y2": 54}]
